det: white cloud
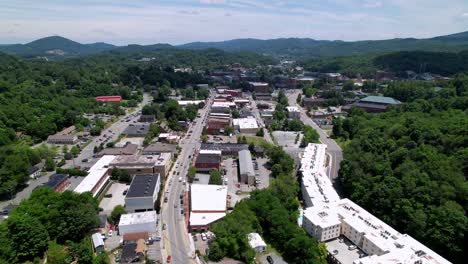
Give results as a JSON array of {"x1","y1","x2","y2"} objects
[
  {"x1": 462, "y1": 12, "x2": 468, "y2": 17},
  {"x1": 363, "y1": 1, "x2": 383, "y2": 8}
]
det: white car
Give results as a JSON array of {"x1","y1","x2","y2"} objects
[
  {"x1": 201, "y1": 233, "x2": 207, "y2": 241},
  {"x1": 108, "y1": 230, "x2": 113, "y2": 237}
]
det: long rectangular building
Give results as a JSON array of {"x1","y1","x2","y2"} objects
[
  {"x1": 238, "y1": 150, "x2": 255, "y2": 184},
  {"x1": 74, "y1": 155, "x2": 116, "y2": 197},
  {"x1": 299, "y1": 144, "x2": 451, "y2": 264}
]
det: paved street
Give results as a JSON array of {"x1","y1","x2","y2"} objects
[
  {"x1": 161, "y1": 91, "x2": 215, "y2": 264},
  {"x1": 250, "y1": 95, "x2": 274, "y2": 144},
  {"x1": 286, "y1": 90, "x2": 343, "y2": 182}
]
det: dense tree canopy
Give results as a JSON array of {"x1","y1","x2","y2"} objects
[{"x1": 336, "y1": 75, "x2": 468, "y2": 263}]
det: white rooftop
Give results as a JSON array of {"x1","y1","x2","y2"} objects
[
  {"x1": 303, "y1": 206, "x2": 340, "y2": 229},
  {"x1": 199, "y1": 149, "x2": 222, "y2": 156},
  {"x1": 300, "y1": 143, "x2": 327, "y2": 174},
  {"x1": 286, "y1": 106, "x2": 300, "y2": 112},
  {"x1": 249, "y1": 82, "x2": 269, "y2": 86},
  {"x1": 212, "y1": 101, "x2": 236, "y2": 108},
  {"x1": 74, "y1": 155, "x2": 115, "y2": 196},
  {"x1": 177, "y1": 100, "x2": 204, "y2": 106},
  {"x1": 233, "y1": 117, "x2": 259, "y2": 129},
  {"x1": 190, "y1": 184, "x2": 227, "y2": 212},
  {"x1": 247, "y1": 233, "x2": 267, "y2": 249},
  {"x1": 189, "y1": 212, "x2": 226, "y2": 226},
  {"x1": 119, "y1": 211, "x2": 157, "y2": 226}
]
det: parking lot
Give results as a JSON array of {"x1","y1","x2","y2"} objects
[
  {"x1": 193, "y1": 231, "x2": 215, "y2": 256},
  {"x1": 208, "y1": 135, "x2": 236, "y2": 143},
  {"x1": 326, "y1": 236, "x2": 366, "y2": 264},
  {"x1": 272, "y1": 131, "x2": 302, "y2": 148},
  {"x1": 99, "y1": 182, "x2": 128, "y2": 214},
  {"x1": 254, "y1": 157, "x2": 270, "y2": 190}
]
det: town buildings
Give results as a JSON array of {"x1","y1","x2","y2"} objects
[
  {"x1": 200, "y1": 143, "x2": 248, "y2": 156},
  {"x1": 142, "y1": 143, "x2": 177, "y2": 157},
  {"x1": 74, "y1": 155, "x2": 116, "y2": 197},
  {"x1": 47, "y1": 125, "x2": 78, "y2": 144},
  {"x1": 44, "y1": 174, "x2": 71, "y2": 193},
  {"x1": 110, "y1": 154, "x2": 171, "y2": 178},
  {"x1": 233, "y1": 117, "x2": 259, "y2": 134},
  {"x1": 124, "y1": 174, "x2": 160, "y2": 213},
  {"x1": 300, "y1": 144, "x2": 451, "y2": 264},
  {"x1": 286, "y1": 106, "x2": 301, "y2": 119},
  {"x1": 189, "y1": 184, "x2": 227, "y2": 232},
  {"x1": 194, "y1": 150, "x2": 222, "y2": 172},
  {"x1": 239, "y1": 150, "x2": 255, "y2": 184},
  {"x1": 97, "y1": 143, "x2": 138, "y2": 158},
  {"x1": 343, "y1": 96, "x2": 401, "y2": 113},
  {"x1": 119, "y1": 211, "x2": 158, "y2": 235},
  {"x1": 95, "y1": 96, "x2": 122, "y2": 102}
]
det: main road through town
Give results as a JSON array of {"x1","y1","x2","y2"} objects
[
  {"x1": 160, "y1": 91, "x2": 215, "y2": 264},
  {"x1": 287, "y1": 90, "x2": 343, "y2": 182}
]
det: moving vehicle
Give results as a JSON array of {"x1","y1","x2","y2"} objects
[{"x1": 266, "y1": 255, "x2": 274, "y2": 264}]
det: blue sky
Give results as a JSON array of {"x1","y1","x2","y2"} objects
[{"x1": 0, "y1": 0, "x2": 467, "y2": 45}]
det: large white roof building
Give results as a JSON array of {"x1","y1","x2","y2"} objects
[
  {"x1": 233, "y1": 117, "x2": 259, "y2": 133},
  {"x1": 74, "y1": 155, "x2": 116, "y2": 197},
  {"x1": 300, "y1": 144, "x2": 451, "y2": 264},
  {"x1": 189, "y1": 184, "x2": 228, "y2": 231}
]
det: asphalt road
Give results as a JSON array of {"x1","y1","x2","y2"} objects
[
  {"x1": 161, "y1": 92, "x2": 215, "y2": 264},
  {"x1": 286, "y1": 90, "x2": 343, "y2": 182},
  {"x1": 250, "y1": 95, "x2": 274, "y2": 144}
]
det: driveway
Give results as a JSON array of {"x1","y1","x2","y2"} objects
[{"x1": 99, "y1": 182, "x2": 128, "y2": 214}]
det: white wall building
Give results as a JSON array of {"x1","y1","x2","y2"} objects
[
  {"x1": 189, "y1": 184, "x2": 227, "y2": 232},
  {"x1": 232, "y1": 117, "x2": 259, "y2": 134},
  {"x1": 74, "y1": 155, "x2": 116, "y2": 197},
  {"x1": 286, "y1": 106, "x2": 300, "y2": 119},
  {"x1": 300, "y1": 143, "x2": 451, "y2": 264},
  {"x1": 119, "y1": 211, "x2": 157, "y2": 235},
  {"x1": 247, "y1": 233, "x2": 267, "y2": 253}
]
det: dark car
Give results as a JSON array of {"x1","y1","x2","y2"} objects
[
  {"x1": 104, "y1": 194, "x2": 112, "y2": 198},
  {"x1": 267, "y1": 255, "x2": 274, "y2": 264}
]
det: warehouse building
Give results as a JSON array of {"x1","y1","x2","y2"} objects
[
  {"x1": 125, "y1": 174, "x2": 160, "y2": 213},
  {"x1": 286, "y1": 106, "x2": 300, "y2": 119},
  {"x1": 44, "y1": 174, "x2": 71, "y2": 193},
  {"x1": 119, "y1": 211, "x2": 157, "y2": 236},
  {"x1": 189, "y1": 184, "x2": 227, "y2": 232},
  {"x1": 200, "y1": 143, "x2": 248, "y2": 156},
  {"x1": 194, "y1": 150, "x2": 222, "y2": 172},
  {"x1": 96, "y1": 143, "x2": 138, "y2": 158},
  {"x1": 74, "y1": 155, "x2": 116, "y2": 197},
  {"x1": 142, "y1": 143, "x2": 177, "y2": 157},
  {"x1": 238, "y1": 150, "x2": 255, "y2": 184}
]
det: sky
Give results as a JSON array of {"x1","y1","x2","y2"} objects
[{"x1": 0, "y1": 0, "x2": 467, "y2": 45}]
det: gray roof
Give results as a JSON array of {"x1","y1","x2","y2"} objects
[
  {"x1": 201, "y1": 143, "x2": 248, "y2": 154},
  {"x1": 361, "y1": 96, "x2": 401, "y2": 105},
  {"x1": 238, "y1": 150, "x2": 255, "y2": 177},
  {"x1": 92, "y1": 233, "x2": 104, "y2": 248},
  {"x1": 124, "y1": 124, "x2": 150, "y2": 136},
  {"x1": 143, "y1": 143, "x2": 177, "y2": 154},
  {"x1": 126, "y1": 174, "x2": 160, "y2": 198}
]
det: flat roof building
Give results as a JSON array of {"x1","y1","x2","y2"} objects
[
  {"x1": 45, "y1": 174, "x2": 70, "y2": 193},
  {"x1": 97, "y1": 143, "x2": 138, "y2": 157},
  {"x1": 189, "y1": 184, "x2": 227, "y2": 232},
  {"x1": 110, "y1": 153, "x2": 171, "y2": 178},
  {"x1": 142, "y1": 142, "x2": 177, "y2": 157},
  {"x1": 286, "y1": 106, "x2": 300, "y2": 119},
  {"x1": 200, "y1": 143, "x2": 248, "y2": 155},
  {"x1": 123, "y1": 124, "x2": 150, "y2": 137},
  {"x1": 125, "y1": 174, "x2": 160, "y2": 213},
  {"x1": 74, "y1": 155, "x2": 115, "y2": 197},
  {"x1": 239, "y1": 150, "x2": 255, "y2": 185},
  {"x1": 233, "y1": 117, "x2": 259, "y2": 134},
  {"x1": 91, "y1": 233, "x2": 105, "y2": 253},
  {"x1": 96, "y1": 95, "x2": 122, "y2": 102},
  {"x1": 119, "y1": 211, "x2": 157, "y2": 236}
]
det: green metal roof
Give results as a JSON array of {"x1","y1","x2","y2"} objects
[{"x1": 361, "y1": 96, "x2": 401, "y2": 105}]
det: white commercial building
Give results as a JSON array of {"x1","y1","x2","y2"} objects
[
  {"x1": 189, "y1": 184, "x2": 227, "y2": 232},
  {"x1": 233, "y1": 117, "x2": 259, "y2": 134},
  {"x1": 119, "y1": 211, "x2": 157, "y2": 235},
  {"x1": 299, "y1": 143, "x2": 451, "y2": 264},
  {"x1": 247, "y1": 233, "x2": 267, "y2": 253},
  {"x1": 74, "y1": 155, "x2": 116, "y2": 197},
  {"x1": 286, "y1": 106, "x2": 300, "y2": 119},
  {"x1": 177, "y1": 100, "x2": 205, "y2": 107}
]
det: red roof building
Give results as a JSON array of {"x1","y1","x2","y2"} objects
[{"x1": 95, "y1": 96, "x2": 122, "y2": 102}]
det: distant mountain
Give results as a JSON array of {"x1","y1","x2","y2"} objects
[
  {"x1": 0, "y1": 36, "x2": 116, "y2": 57},
  {"x1": 179, "y1": 31, "x2": 468, "y2": 57}
]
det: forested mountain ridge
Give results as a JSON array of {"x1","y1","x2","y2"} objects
[
  {"x1": 333, "y1": 75, "x2": 468, "y2": 263},
  {"x1": 180, "y1": 31, "x2": 468, "y2": 57},
  {"x1": 0, "y1": 36, "x2": 116, "y2": 57},
  {"x1": 2, "y1": 31, "x2": 468, "y2": 58}
]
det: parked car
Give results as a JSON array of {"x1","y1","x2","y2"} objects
[
  {"x1": 348, "y1": 245, "x2": 357, "y2": 250},
  {"x1": 166, "y1": 255, "x2": 171, "y2": 263},
  {"x1": 108, "y1": 230, "x2": 113, "y2": 237},
  {"x1": 266, "y1": 255, "x2": 274, "y2": 264},
  {"x1": 104, "y1": 194, "x2": 112, "y2": 198},
  {"x1": 201, "y1": 233, "x2": 207, "y2": 241},
  {"x1": 332, "y1": 250, "x2": 339, "y2": 255},
  {"x1": 122, "y1": 189, "x2": 128, "y2": 195}
]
